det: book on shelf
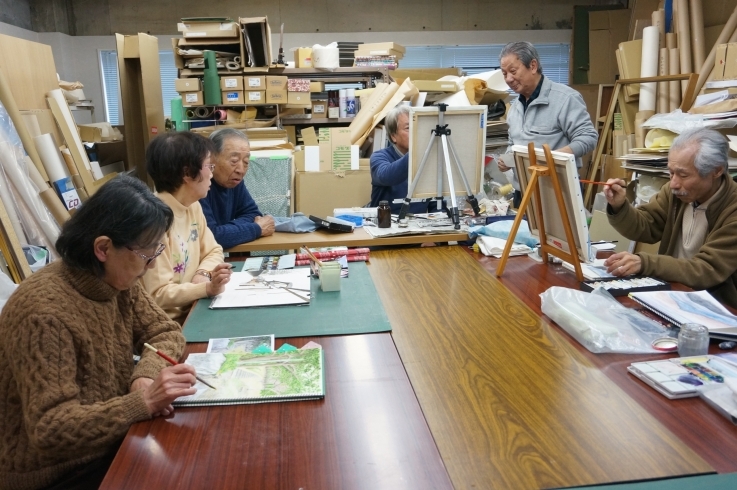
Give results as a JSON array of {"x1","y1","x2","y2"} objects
[
  {"x1": 173, "y1": 345, "x2": 325, "y2": 407},
  {"x1": 629, "y1": 290, "x2": 737, "y2": 339}
]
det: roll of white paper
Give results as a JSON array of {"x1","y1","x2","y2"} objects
[
  {"x1": 0, "y1": 162, "x2": 27, "y2": 244},
  {"x1": 639, "y1": 26, "x2": 660, "y2": 112},
  {"x1": 33, "y1": 133, "x2": 69, "y2": 183},
  {"x1": 312, "y1": 44, "x2": 339, "y2": 69}
]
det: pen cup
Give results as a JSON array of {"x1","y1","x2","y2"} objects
[
  {"x1": 678, "y1": 323, "x2": 710, "y2": 357},
  {"x1": 319, "y1": 262, "x2": 341, "y2": 292}
]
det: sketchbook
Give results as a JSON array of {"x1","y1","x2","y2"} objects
[
  {"x1": 209, "y1": 268, "x2": 311, "y2": 309},
  {"x1": 629, "y1": 290, "x2": 737, "y2": 339},
  {"x1": 173, "y1": 347, "x2": 325, "y2": 407}
]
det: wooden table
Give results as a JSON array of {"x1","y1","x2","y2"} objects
[
  {"x1": 226, "y1": 227, "x2": 469, "y2": 252},
  {"x1": 368, "y1": 246, "x2": 714, "y2": 489},
  {"x1": 100, "y1": 334, "x2": 452, "y2": 489}
]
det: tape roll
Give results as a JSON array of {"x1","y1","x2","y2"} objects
[
  {"x1": 194, "y1": 106, "x2": 214, "y2": 119},
  {"x1": 233, "y1": 56, "x2": 241, "y2": 64},
  {"x1": 226, "y1": 61, "x2": 240, "y2": 71}
]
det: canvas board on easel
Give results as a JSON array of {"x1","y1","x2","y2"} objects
[
  {"x1": 407, "y1": 106, "x2": 486, "y2": 198},
  {"x1": 512, "y1": 145, "x2": 592, "y2": 263}
]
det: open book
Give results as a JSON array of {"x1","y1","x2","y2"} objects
[
  {"x1": 173, "y1": 347, "x2": 325, "y2": 407},
  {"x1": 629, "y1": 290, "x2": 737, "y2": 339}
]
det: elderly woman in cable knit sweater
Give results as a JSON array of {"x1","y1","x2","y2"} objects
[{"x1": 0, "y1": 176, "x2": 198, "y2": 490}]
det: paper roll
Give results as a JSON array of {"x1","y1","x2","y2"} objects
[
  {"x1": 225, "y1": 61, "x2": 240, "y2": 71},
  {"x1": 652, "y1": 10, "x2": 665, "y2": 50},
  {"x1": 639, "y1": 26, "x2": 660, "y2": 112},
  {"x1": 24, "y1": 156, "x2": 49, "y2": 190},
  {"x1": 676, "y1": 0, "x2": 692, "y2": 94},
  {"x1": 657, "y1": 48, "x2": 669, "y2": 114},
  {"x1": 33, "y1": 133, "x2": 69, "y2": 183},
  {"x1": 21, "y1": 114, "x2": 42, "y2": 138},
  {"x1": 194, "y1": 106, "x2": 214, "y2": 119},
  {"x1": 669, "y1": 48, "x2": 682, "y2": 112},
  {"x1": 692, "y1": 7, "x2": 737, "y2": 109},
  {"x1": 39, "y1": 187, "x2": 70, "y2": 225},
  {"x1": 690, "y1": 0, "x2": 706, "y2": 72},
  {"x1": 0, "y1": 161, "x2": 27, "y2": 244},
  {"x1": 213, "y1": 109, "x2": 227, "y2": 121},
  {"x1": 59, "y1": 147, "x2": 79, "y2": 177},
  {"x1": 186, "y1": 109, "x2": 196, "y2": 119},
  {"x1": 666, "y1": 33, "x2": 677, "y2": 50},
  {"x1": 312, "y1": 45, "x2": 340, "y2": 69}
]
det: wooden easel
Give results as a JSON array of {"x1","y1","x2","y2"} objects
[{"x1": 496, "y1": 143, "x2": 584, "y2": 281}]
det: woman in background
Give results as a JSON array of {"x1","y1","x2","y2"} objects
[{"x1": 143, "y1": 132, "x2": 232, "y2": 324}]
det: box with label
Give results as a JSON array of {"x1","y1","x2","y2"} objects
[
  {"x1": 295, "y1": 170, "x2": 371, "y2": 219},
  {"x1": 330, "y1": 127, "x2": 357, "y2": 171},
  {"x1": 311, "y1": 99, "x2": 328, "y2": 116},
  {"x1": 182, "y1": 91, "x2": 204, "y2": 107},
  {"x1": 222, "y1": 90, "x2": 244, "y2": 105},
  {"x1": 220, "y1": 76, "x2": 243, "y2": 90},
  {"x1": 247, "y1": 91, "x2": 266, "y2": 103},
  {"x1": 294, "y1": 47, "x2": 313, "y2": 68},
  {"x1": 177, "y1": 20, "x2": 239, "y2": 39},
  {"x1": 244, "y1": 76, "x2": 266, "y2": 90},
  {"x1": 175, "y1": 78, "x2": 202, "y2": 92},
  {"x1": 412, "y1": 80, "x2": 458, "y2": 92},
  {"x1": 287, "y1": 78, "x2": 311, "y2": 92},
  {"x1": 287, "y1": 92, "x2": 311, "y2": 107},
  {"x1": 309, "y1": 81, "x2": 325, "y2": 93},
  {"x1": 328, "y1": 106, "x2": 340, "y2": 118},
  {"x1": 266, "y1": 90, "x2": 288, "y2": 104},
  {"x1": 266, "y1": 75, "x2": 288, "y2": 90}
]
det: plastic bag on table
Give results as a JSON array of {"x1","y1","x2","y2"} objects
[{"x1": 540, "y1": 286, "x2": 675, "y2": 354}]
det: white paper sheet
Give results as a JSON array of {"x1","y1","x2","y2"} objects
[{"x1": 210, "y1": 269, "x2": 311, "y2": 309}]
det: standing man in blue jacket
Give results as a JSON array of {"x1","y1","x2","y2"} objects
[
  {"x1": 200, "y1": 128, "x2": 275, "y2": 249},
  {"x1": 497, "y1": 41, "x2": 598, "y2": 198},
  {"x1": 369, "y1": 105, "x2": 431, "y2": 214}
]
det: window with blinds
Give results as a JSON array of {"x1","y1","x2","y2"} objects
[
  {"x1": 401, "y1": 43, "x2": 570, "y2": 85},
  {"x1": 99, "y1": 50, "x2": 179, "y2": 125}
]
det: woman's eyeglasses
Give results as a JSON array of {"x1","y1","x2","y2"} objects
[
  {"x1": 127, "y1": 242, "x2": 166, "y2": 266},
  {"x1": 203, "y1": 163, "x2": 216, "y2": 172}
]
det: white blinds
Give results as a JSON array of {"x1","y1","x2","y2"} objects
[
  {"x1": 99, "y1": 50, "x2": 178, "y2": 124},
  {"x1": 401, "y1": 43, "x2": 570, "y2": 85}
]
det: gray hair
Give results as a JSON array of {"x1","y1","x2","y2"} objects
[
  {"x1": 385, "y1": 105, "x2": 411, "y2": 137},
  {"x1": 499, "y1": 42, "x2": 543, "y2": 74},
  {"x1": 670, "y1": 128, "x2": 728, "y2": 176},
  {"x1": 209, "y1": 127, "x2": 249, "y2": 153}
]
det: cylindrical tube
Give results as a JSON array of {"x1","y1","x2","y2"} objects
[
  {"x1": 170, "y1": 96, "x2": 189, "y2": 131},
  {"x1": 669, "y1": 48, "x2": 682, "y2": 112},
  {"x1": 639, "y1": 26, "x2": 660, "y2": 112},
  {"x1": 0, "y1": 163, "x2": 27, "y2": 244},
  {"x1": 658, "y1": 48, "x2": 669, "y2": 114},
  {"x1": 676, "y1": 0, "x2": 692, "y2": 95},
  {"x1": 39, "y1": 187, "x2": 71, "y2": 225},
  {"x1": 692, "y1": 7, "x2": 737, "y2": 109},
  {"x1": 214, "y1": 109, "x2": 227, "y2": 121},
  {"x1": 186, "y1": 108, "x2": 196, "y2": 119},
  {"x1": 652, "y1": 10, "x2": 665, "y2": 50},
  {"x1": 666, "y1": 32, "x2": 677, "y2": 50},
  {"x1": 203, "y1": 50, "x2": 222, "y2": 105},
  {"x1": 339, "y1": 89, "x2": 347, "y2": 118},
  {"x1": 33, "y1": 133, "x2": 69, "y2": 183},
  {"x1": 690, "y1": 0, "x2": 706, "y2": 71}
]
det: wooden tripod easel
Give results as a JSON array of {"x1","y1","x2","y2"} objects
[{"x1": 496, "y1": 143, "x2": 584, "y2": 281}]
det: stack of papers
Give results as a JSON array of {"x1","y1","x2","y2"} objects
[
  {"x1": 476, "y1": 235, "x2": 532, "y2": 257},
  {"x1": 210, "y1": 269, "x2": 312, "y2": 309}
]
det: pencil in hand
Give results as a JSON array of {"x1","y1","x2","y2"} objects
[{"x1": 143, "y1": 343, "x2": 217, "y2": 390}]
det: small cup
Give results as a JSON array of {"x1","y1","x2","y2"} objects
[
  {"x1": 678, "y1": 323, "x2": 710, "y2": 357},
  {"x1": 319, "y1": 263, "x2": 341, "y2": 292}
]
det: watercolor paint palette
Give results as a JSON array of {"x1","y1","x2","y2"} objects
[{"x1": 628, "y1": 356, "x2": 737, "y2": 399}]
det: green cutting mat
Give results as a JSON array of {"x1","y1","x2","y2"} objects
[
  {"x1": 182, "y1": 261, "x2": 391, "y2": 342},
  {"x1": 562, "y1": 472, "x2": 732, "y2": 489}
]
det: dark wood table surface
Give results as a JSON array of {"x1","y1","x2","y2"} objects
[
  {"x1": 368, "y1": 246, "x2": 714, "y2": 490},
  {"x1": 474, "y1": 249, "x2": 737, "y2": 475},
  {"x1": 100, "y1": 334, "x2": 452, "y2": 489}
]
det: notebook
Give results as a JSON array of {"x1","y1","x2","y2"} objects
[
  {"x1": 629, "y1": 290, "x2": 737, "y2": 340},
  {"x1": 173, "y1": 347, "x2": 325, "y2": 407}
]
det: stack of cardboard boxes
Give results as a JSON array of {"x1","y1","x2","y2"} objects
[{"x1": 175, "y1": 78, "x2": 203, "y2": 107}]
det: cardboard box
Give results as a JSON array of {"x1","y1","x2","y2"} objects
[
  {"x1": 295, "y1": 170, "x2": 372, "y2": 218},
  {"x1": 354, "y1": 49, "x2": 404, "y2": 59},
  {"x1": 266, "y1": 90, "x2": 288, "y2": 104},
  {"x1": 222, "y1": 90, "x2": 244, "y2": 105},
  {"x1": 175, "y1": 78, "x2": 202, "y2": 92},
  {"x1": 588, "y1": 9, "x2": 630, "y2": 84},
  {"x1": 294, "y1": 47, "x2": 313, "y2": 68},
  {"x1": 723, "y1": 43, "x2": 737, "y2": 80},
  {"x1": 330, "y1": 127, "x2": 354, "y2": 171},
  {"x1": 713, "y1": 43, "x2": 729, "y2": 81},
  {"x1": 328, "y1": 106, "x2": 340, "y2": 118},
  {"x1": 287, "y1": 78, "x2": 311, "y2": 92},
  {"x1": 287, "y1": 92, "x2": 311, "y2": 107},
  {"x1": 177, "y1": 20, "x2": 239, "y2": 39},
  {"x1": 239, "y1": 17, "x2": 273, "y2": 69},
  {"x1": 311, "y1": 99, "x2": 328, "y2": 116},
  {"x1": 244, "y1": 76, "x2": 266, "y2": 90},
  {"x1": 266, "y1": 75, "x2": 288, "y2": 90},
  {"x1": 357, "y1": 42, "x2": 406, "y2": 54},
  {"x1": 220, "y1": 76, "x2": 243, "y2": 90},
  {"x1": 246, "y1": 91, "x2": 266, "y2": 103},
  {"x1": 412, "y1": 80, "x2": 459, "y2": 92},
  {"x1": 310, "y1": 81, "x2": 325, "y2": 92},
  {"x1": 588, "y1": 9, "x2": 630, "y2": 31},
  {"x1": 182, "y1": 90, "x2": 204, "y2": 107}
]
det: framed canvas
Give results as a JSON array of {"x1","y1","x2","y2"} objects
[
  {"x1": 407, "y1": 106, "x2": 486, "y2": 199},
  {"x1": 512, "y1": 144, "x2": 592, "y2": 263}
]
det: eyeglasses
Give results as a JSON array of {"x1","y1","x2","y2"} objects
[
  {"x1": 203, "y1": 163, "x2": 216, "y2": 172},
  {"x1": 127, "y1": 242, "x2": 166, "y2": 266}
]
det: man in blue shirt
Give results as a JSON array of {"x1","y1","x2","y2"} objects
[
  {"x1": 369, "y1": 105, "x2": 430, "y2": 214},
  {"x1": 200, "y1": 128, "x2": 275, "y2": 249}
]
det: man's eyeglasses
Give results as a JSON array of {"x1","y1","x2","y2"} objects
[{"x1": 127, "y1": 242, "x2": 166, "y2": 266}]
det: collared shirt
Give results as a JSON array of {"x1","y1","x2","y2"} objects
[
  {"x1": 675, "y1": 180, "x2": 726, "y2": 259},
  {"x1": 518, "y1": 74, "x2": 545, "y2": 112}
]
